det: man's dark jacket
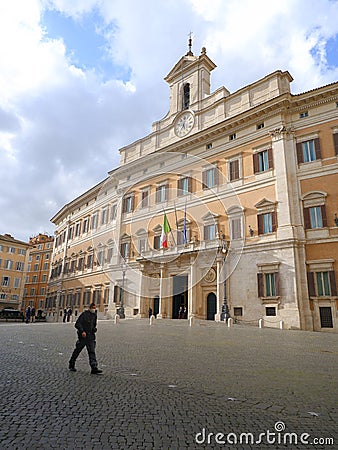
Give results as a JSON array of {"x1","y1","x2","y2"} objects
[{"x1": 75, "y1": 310, "x2": 97, "y2": 337}]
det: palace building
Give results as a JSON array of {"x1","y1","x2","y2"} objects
[{"x1": 47, "y1": 43, "x2": 338, "y2": 331}]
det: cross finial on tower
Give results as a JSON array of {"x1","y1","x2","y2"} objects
[{"x1": 186, "y1": 32, "x2": 193, "y2": 56}]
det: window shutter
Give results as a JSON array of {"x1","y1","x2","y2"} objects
[
  {"x1": 303, "y1": 207, "x2": 311, "y2": 229},
  {"x1": 321, "y1": 205, "x2": 327, "y2": 228},
  {"x1": 230, "y1": 160, "x2": 239, "y2": 181},
  {"x1": 257, "y1": 273, "x2": 264, "y2": 297},
  {"x1": 329, "y1": 271, "x2": 337, "y2": 296},
  {"x1": 202, "y1": 171, "x2": 207, "y2": 189},
  {"x1": 156, "y1": 187, "x2": 160, "y2": 203},
  {"x1": 253, "y1": 153, "x2": 259, "y2": 173},
  {"x1": 267, "y1": 148, "x2": 274, "y2": 169},
  {"x1": 271, "y1": 211, "x2": 277, "y2": 232},
  {"x1": 130, "y1": 195, "x2": 134, "y2": 212},
  {"x1": 296, "y1": 142, "x2": 303, "y2": 164},
  {"x1": 164, "y1": 185, "x2": 168, "y2": 201},
  {"x1": 188, "y1": 176, "x2": 192, "y2": 193},
  {"x1": 214, "y1": 167, "x2": 219, "y2": 186},
  {"x1": 333, "y1": 133, "x2": 338, "y2": 156},
  {"x1": 274, "y1": 272, "x2": 280, "y2": 296},
  {"x1": 307, "y1": 272, "x2": 316, "y2": 297},
  {"x1": 257, "y1": 214, "x2": 263, "y2": 234},
  {"x1": 314, "y1": 138, "x2": 321, "y2": 159},
  {"x1": 122, "y1": 198, "x2": 127, "y2": 213},
  {"x1": 177, "y1": 178, "x2": 182, "y2": 196}
]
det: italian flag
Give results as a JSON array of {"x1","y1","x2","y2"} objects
[{"x1": 161, "y1": 212, "x2": 171, "y2": 248}]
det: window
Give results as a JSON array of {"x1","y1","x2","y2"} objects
[
  {"x1": 97, "y1": 250, "x2": 104, "y2": 266},
  {"x1": 334, "y1": 132, "x2": 338, "y2": 156},
  {"x1": 18, "y1": 248, "x2": 26, "y2": 255},
  {"x1": 16, "y1": 261, "x2": 24, "y2": 271},
  {"x1": 0, "y1": 245, "x2": 4, "y2": 252},
  {"x1": 5, "y1": 260, "x2": 13, "y2": 269},
  {"x1": 87, "y1": 254, "x2": 93, "y2": 269},
  {"x1": 299, "y1": 111, "x2": 309, "y2": 118},
  {"x1": 32, "y1": 275, "x2": 37, "y2": 282},
  {"x1": 183, "y1": 83, "x2": 190, "y2": 110},
  {"x1": 303, "y1": 205, "x2": 327, "y2": 229},
  {"x1": 42, "y1": 274, "x2": 47, "y2": 282},
  {"x1": 122, "y1": 195, "x2": 134, "y2": 213},
  {"x1": 230, "y1": 217, "x2": 242, "y2": 240},
  {"x1": 43, "y1": 262, "x2": 48, "y2": 270},
  {"x1": 14, "y1": 278, "x2": 21, "y2": 288},
  {"x1": 234, "y1": 307, "x2": 243, "y2": 316},
  {"x1": 68, "y1": 226, "x2": 74, "y2": 240},
  {"x1": 265, "y1": 307, "x2": 276, "y2": 316},
  {"x1": 177, "y1": 177, "x2": 192, "y2": 196},
  {"x1": 75, "y1": 222, "x2": 81, "y2": 237},
  {"x1": 204, "y1": 224, "x2": 217, "y2": 241},
  {"x1": 8, "y1": 247, "x2": 15, "y2": 254},
  {"x1": 78, "y1": 257, "x2": 84, "y2": 271},
  {"x1": 229, "y1": 159, "x2": 239, "y2": 181},
  {"x1": 229, "y1": 133, "x2": 236, "y2": 141},
  {"x1": 202, "y1": 167, "x2": 218, "y2": 189},
  {"x1": 296, "y1": 138, "x2": 321, "y2": 163},
  {"x1": 34, "y1": 264, "x2": 39, "y2": 271},
  {"x1": 111, "y1": 204, "x2": 117, "y2": 220},
  {"x1": 253, "y1": 148, "x2": 273, "y2": 173},
  {"x1": 307, "y1": 271, "x2": 337, "y2": 297},
  {"x1": 91, "y1": 213, "x2": 98, "y2": 230},
  {"x1": 101, "y1": 207, "x2": 109, "y2": 225},
  {"x1": 257, "y1": 122, "x2": 264, "y2": 130},
  {"x1": 257, "y1": 272, "x2": 280, "y2": 298},
  {"x1": 120, "y1": 242, "x2": 130, "y2": 259},
  {"x1": 258, "y1": 212, "x2": 277, "y2": 235},
  {"x1": 82, "y1": 218, "x2": 89, "y2": 233},
  {"x1": 141, "y1": 189, "x2": 149, "y2": 208},
  {"x1": 156, "y1": 184, "x2": 168, "y2": 203},
  {"x1": 35, "y1": 255, "x2": 40, "y2": 261},
  {"x1": 206, "y1": 143, "x2": 212, "y2": 149},
  {"x1": 153, "y1": 235, "x2": 161, "y2": 250},
  {"x1": 2, "y1": 276, "x2": 10, "y2": 286}
]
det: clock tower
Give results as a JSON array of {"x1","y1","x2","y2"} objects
[{"x1": 164, "y1": 39, "x2": 217, "y2": 119}]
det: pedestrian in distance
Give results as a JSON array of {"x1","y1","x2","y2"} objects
[
  {"x1": 148, "y1": 307, "x2": 153, "y2": 318},
  {"x1": 68, "y1": 303, "x2": 103, "y2": 374},
  {"x1": 67, "y1": 307, "x2": 72, "y2": 322},
  {"x1": 31, "y1": 307, "x2": 36, "y2": 323},
  {"x1": 25, "y1": 306, "x2": 31, "y2": 324},
  {"x1": 63, "y1": 308, "x2": 67, "y2": 323}
]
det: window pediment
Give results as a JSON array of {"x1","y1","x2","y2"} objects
[{"x1": 255, "y1": 198, "x2": 277, "y2": 212}]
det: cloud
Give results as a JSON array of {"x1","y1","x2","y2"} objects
[{"x1": 0, "y1": 0, "x2": 338, "y2": 241}]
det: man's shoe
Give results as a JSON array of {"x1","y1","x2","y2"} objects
[
  {"x1": 91, "y1": 368, "x2": 103, "y2": 374},
  {"x1": 69, "y1": 363, "x2": 77, "y2": 372}
]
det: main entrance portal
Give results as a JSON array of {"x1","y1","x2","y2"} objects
[{"x1": 172, "y1": 275, "x2": 188, "y2": 319}]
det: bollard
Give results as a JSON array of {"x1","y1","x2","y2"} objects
[
  {"x1": 149, "y1": 315, "x2": 155, "y2": 326},
  {"x1": 114, "y1": 314, "x2": 120, "y2": 324},
  {"x1": 227, "y1": 318, "x2": 233, "y2": 328},
  {"x1": 280, "y1": 320, "x2": 284, "y2": 330},
  {"x1": 188, "y1": 315, "x2": 194, "y2": 327},
  {"x1": 258, "y1": 318, "x2": 263, "y2": 328}
]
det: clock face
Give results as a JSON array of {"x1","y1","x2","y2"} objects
[{"x1": 174, "y1": 112, "x2": 194, "y2": 137}]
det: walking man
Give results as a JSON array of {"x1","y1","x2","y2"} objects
[{"x1": 68, "y1": 303, "x2": 103, "y2": 374}]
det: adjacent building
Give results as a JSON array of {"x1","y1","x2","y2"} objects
[
  {"x1": 0, "y1": 234, "x2": 30, "y2": 309},
  {"x1": 48, "y1": 43, "x2": 338, "y2": 331},
  {"x1": 22, "y1": 233, "x2": 54, "y2": 312}
]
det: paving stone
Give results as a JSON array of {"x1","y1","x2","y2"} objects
[{"x1": 0, "y1": 320, "x2": 337, "y2": 449}]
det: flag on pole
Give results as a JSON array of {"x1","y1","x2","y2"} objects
[
  {"x1": 183, "y1": 203, "x2": 187, "y2": 244},
  {"x1": 161, "y1": 212, "x2": 171, "y2": 248}
]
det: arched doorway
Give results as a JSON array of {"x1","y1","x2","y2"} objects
[{"x1": 207, "y1": 293, "x2": 216, "y2": 320}]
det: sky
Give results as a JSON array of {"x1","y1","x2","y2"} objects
[{"x1": 1, "y1": 0, "x2": 338, "y2": 242}]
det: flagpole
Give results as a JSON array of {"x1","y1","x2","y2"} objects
[{"x1": 161, "y1": 206, "x2": 176, "y2": 247}]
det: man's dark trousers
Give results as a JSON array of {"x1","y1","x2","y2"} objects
[{"x1": 69, "y1": 334, "x2": 98, "y2": 369}]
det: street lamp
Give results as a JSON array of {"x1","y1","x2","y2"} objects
[
  {"x1": 118, "y1": 263, "x2": 127, "y2": 319},
  {"x1": 220, "y1": 234, "x2": 230, "y2": 322}
]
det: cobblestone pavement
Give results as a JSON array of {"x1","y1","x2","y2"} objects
[{"x1": 0, "y1": 319, "x2": 337, "y2": 450}]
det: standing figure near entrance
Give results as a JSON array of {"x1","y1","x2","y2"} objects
[{"x1": 68, "y1": 303, "x2": 103, "y2": 374}]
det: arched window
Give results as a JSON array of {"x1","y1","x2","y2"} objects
[{"x1": 183, "y1": 83, "x2": 190, "y2": 110}]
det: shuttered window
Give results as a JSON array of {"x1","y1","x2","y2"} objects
[
  {"x1": 177, "y1": 177, "x2": 192, "y2": 196},
  {"x1": 257, "y1": 272, "x2": 280, "y2": 297},
  {"x1": 253, "y1": 148, "x2": 273, "y2": 173},
  {"x1": 257, "y1": 212, "x2": 277, "y2": 234},
  {"x1": 296, "y1": 138, "x2": 321, "y2": 163},
  {"x1": 333, "y1": 133, "x2": 338, "y2": 156},
  {"x1": 229, "y1": 159, "x2": 239, "y2": 181},
  {"x1": 303, "y1": 205, "x2": 327, "y2": 229},
  {"x1": 307, "y1": 271, "x2": 337, "y2": 297}
]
